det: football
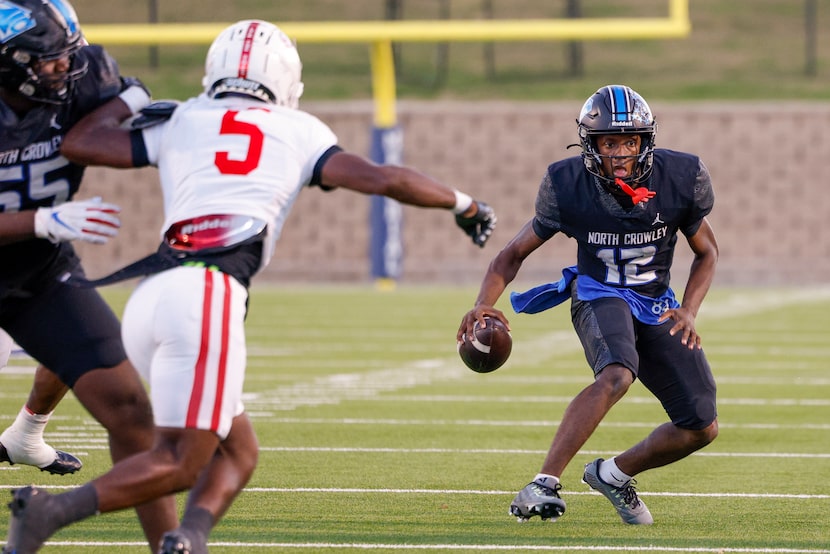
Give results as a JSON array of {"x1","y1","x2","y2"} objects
[{"x1": 457, "y1": 317, "x2": 512, "y2": 373}]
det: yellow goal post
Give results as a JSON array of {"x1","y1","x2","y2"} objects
[
  {"x1": 84, "y1": 0, "x2": 690, "y2": 128},
  {"x1": 82, "y1": 0, "x2": 690, "y2": 283}
]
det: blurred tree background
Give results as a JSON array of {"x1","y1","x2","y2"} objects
[{"x1": 71, "y1": 0, "x2": 828, "y2": 102}]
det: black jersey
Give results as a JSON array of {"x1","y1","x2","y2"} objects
[
  {"x1": 533, "y1": 149, "x2": 714, "y2": 298},
  {"x1": 0, "y1": 45, "x2": 124, "y2": 286}
]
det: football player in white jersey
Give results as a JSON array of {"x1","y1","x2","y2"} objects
[{"x1": 3, "y1": 20, "x2": 498, "y2": 554}]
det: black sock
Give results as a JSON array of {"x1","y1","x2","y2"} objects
[
  {"x1": 27, "y1": 483, "x2": 98, "y2": 542},
  {"x1": 51, "y1": 483, "x2": 100, "y2": 528},
  {"x1": 180, "y1": 506, "x2": 214, "y2": 543}
]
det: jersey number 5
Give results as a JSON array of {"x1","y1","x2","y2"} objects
[{"x1": 214, "y1": 110, "x2": 264, "y2": 176}]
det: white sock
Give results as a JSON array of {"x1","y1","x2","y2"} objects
[
  {"x1": 598, "y1": 457, "x2": 633, "y2": 487},
  {"x1": 0, "y1": 406, "x2": 56, "y2": 467},
  {"x1": 533, "y1": 473, "x2": 560, "y2": 487}
]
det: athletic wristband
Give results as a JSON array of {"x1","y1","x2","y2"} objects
[
  {"x1": 452, "y1": 190, "x2": 474, "y2": 214},
  {"x1": 33, "y1": 207, "x2": 52, "y2": 241},
  {"x1": 118, "y1": 85, "x2": 151, "y2": 114},
  {"x1": 129, "y1": 129, "x2": 150, "y2": 167}
]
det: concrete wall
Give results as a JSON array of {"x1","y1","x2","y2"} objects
[{"x1": 75, "y1": 101, "x2": 830, "y2": 288}]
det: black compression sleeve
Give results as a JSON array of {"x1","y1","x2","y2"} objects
[
  {"x1": 129, "y1": 129, "x2": 149, "y2": 167},
  {"x1": 310, "y1": 145, "x2": 343, "y2": 189}
]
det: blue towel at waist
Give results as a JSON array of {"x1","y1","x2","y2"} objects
[
  {"x1": 510, "y1": 267, "x2": 679, "y2": 326},
  {"x1": 509, "y1": 266, "x2": 578, "y2": 314}
]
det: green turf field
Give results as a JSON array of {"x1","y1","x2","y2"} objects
[{"x1": 1, "y1": 285, "x2": 828, "y2": 553}]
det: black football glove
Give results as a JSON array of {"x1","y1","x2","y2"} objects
[{"x1": 455, "y1": 201, "x2": 497, "y2": 248}]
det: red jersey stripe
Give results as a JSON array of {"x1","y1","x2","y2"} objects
[
  {"x1": 186, "y1": 269, "x2": 213, "y2": 427},
  {"x1": 210, "y1": 273, "x2": 232, "y2": 430}
]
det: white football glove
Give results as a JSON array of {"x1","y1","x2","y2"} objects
[{"x1": 34, "y1": 197, "x2": 122, "y2": 245}]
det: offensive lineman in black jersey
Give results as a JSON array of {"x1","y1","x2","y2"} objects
[
  {"x1": 0, "y1": 0, "x2": 177, "y2": 550},
  {"x1": 458, "y1": 85, "x2": 719, "y2": 525}
]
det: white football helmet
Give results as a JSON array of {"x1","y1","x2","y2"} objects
[{"x1": 202, "y1": 20, "x2": 304, "y2": 108}]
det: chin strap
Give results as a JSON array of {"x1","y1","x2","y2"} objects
[{"x1": 615, "y1": 178, "x2": 656, "y2": 205}]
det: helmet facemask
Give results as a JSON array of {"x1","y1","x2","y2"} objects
[
  {"x1": 2, "y1": 42, "x2": 87, "y2": 103},
  {"x1": 579, "y1": 128, "x2": 656, "y2": 187},
  {"x1": 577, "y1": 85, "x2": 657, "y2": 187}
]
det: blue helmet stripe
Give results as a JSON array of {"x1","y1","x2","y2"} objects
[
  {"x1": 609, "y1": 85, "x2": 630, "y2": 122},
  {"x1": 46, "y1": 0, "x2": 79, "y2": 35}
]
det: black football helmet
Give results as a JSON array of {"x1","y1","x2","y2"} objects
[
  {"x1": 577, "y1": 85, "x2": 657, "y2": 186},
  {"x1": 0, "y1": 0, "x2": 87, "y2": 104}
]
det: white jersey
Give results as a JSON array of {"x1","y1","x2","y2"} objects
[
  {"x1": 126, "y1": 94, "x2": 337, "y2": 437},
  {"x1": 140, "y1": 93, "x2": 338, "y2": 269}
]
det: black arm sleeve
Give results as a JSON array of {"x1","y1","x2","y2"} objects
[
  {"x1": 129, "y1": 129, "x2": 150, "y2": 167},
  {"x1": 309, "y1": 145, "x2": 344, "y2": 190}
]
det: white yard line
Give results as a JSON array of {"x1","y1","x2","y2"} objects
[
  {"x1": 365, "y1": 394, "x2": 830, "y2": 406},
  {"x1": 34, "y1": 541, "x2": 830, "y2": 553},
  {"x1": 255, "y1": 446, "x2": 830, "y2": 460},
  {"x1": 252, "y1": 417, "x2": 830, "y2": 432},
  {"x1": 244, "y1": 287, "x2": 830, "y2": 412}
]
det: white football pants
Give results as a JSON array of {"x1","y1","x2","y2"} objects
[{"x1": 122, "y1": 265, "x2": 247, "y2": 439}]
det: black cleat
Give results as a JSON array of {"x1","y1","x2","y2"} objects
[
  {"x1": 38, "y1": 450, "x2": 82, "y2": 475},
  {"x1": 3, "y1": 486, "x2": 52, "y2": 554},
  {"x1": 158, "y1": 530, "x2": 193, "y2": 554},
  {"x1": 0, "y1": 442, "x2": 82, "y2": 475}
]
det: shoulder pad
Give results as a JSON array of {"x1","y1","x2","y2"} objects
[
  {"x1": 70, "y1": 46, "x2": 122, "y2": 113},
  {"x1": 131, "y1": 100, "x2": 180, "y2": 130}
]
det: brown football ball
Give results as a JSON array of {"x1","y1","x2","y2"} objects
[{"x1": 457, "y1": 317, "x2": 512, "y2": 373}]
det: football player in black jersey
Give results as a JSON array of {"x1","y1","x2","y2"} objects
[
  {"x1": 0, "y1": 0, "x2": 177, "y2": 549},
  {"x1": 458, "y1": 85, "x2": 719, "y2": 525}
]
